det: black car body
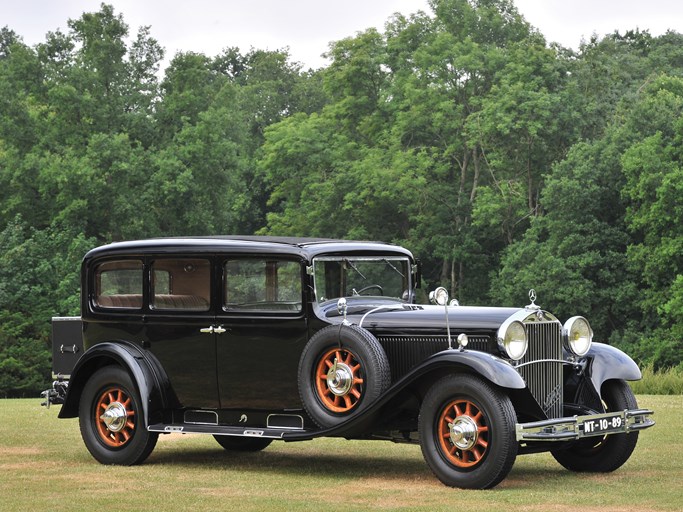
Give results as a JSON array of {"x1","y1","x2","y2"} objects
[{"x1": 43, "y1": 236, "x2": 654, "y2": 489}]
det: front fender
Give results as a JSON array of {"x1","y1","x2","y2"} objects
[
  {"x1": 284, "y1": 348, "x2": 525, "y2": 441},
  {"x1": 58, "y1": 341, "x2": 167, "y2": 427},
  {"x1": 404, "y1": 349, "x2": 527, "y2": 390},
  {"x1": 588, "y1": 342, "x2": 642, "y2": 394}
]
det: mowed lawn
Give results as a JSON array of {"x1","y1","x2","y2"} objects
[{"x1": 1, "y1": 395, "x2": 681, "y2": 511}]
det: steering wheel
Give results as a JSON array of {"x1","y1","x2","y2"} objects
[{"x1": 354, "y1": 284, "x2": 384, "y2": 296}]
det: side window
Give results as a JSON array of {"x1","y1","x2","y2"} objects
[
  {"x1": 224, "y1": 259, "x2": 301, "y2": 312},
  {"x1": 95, "y1": 260, "x2": 143, "y2": 309},
  {"x1": 151, "y1": 258, "x2": 211, "y2": 311}
]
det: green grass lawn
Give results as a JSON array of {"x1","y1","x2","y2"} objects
[{"x1": 1, "y1": 395, "x2": 681, "y2": 511}]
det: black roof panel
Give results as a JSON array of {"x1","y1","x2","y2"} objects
[{"x1": 82, "y1": 236, "x2": 414, "y2": 263}]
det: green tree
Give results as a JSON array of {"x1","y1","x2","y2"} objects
[
  {"x1": 620, "y1": 76, "x2": 683, "y2": 367},
  {"x1": 0, "y1": 217, "x2": 94, "y2": 396}
]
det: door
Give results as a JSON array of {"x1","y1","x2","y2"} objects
[
  {"x1": 145, "y1": 257, "x2": 219, "y2": 409},
  {"x1": 216, "y1": 257, "x2": 309, "y2": 410}
]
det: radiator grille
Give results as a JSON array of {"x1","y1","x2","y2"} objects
[
  {"x1": 517, "y1": 321, "x2": 564, "y2": 419},
  {"x1": 378, "y1": 335, "x2": 491, "y2": 381}
]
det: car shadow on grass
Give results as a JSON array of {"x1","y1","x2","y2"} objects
[
  {"x1": 146, "y1": 442, "x2": 432, "y2": 482},
  {"x1": 143, "y1": 439, "x2": 576, "y2": 489}
]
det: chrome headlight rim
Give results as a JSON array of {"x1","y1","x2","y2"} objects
[
  {"x1": 497, "y1": 319, "x2": 529, "y2": 361},
  {"x1": 563, "y1": 316, "x2": 593, "y2": 356},
  {"x1": 429, "y1": 286, "x2": 449, "y2": 306}
]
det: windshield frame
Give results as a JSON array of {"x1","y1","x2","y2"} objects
[{"x1": 312, "y1": 255, "x2": 413, "y2": 304}]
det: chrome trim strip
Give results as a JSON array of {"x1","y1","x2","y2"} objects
[
  {"x1": 183, "y1": 410, "x2": 219, "y2": 425},
  {"x1": 514, "y1": 359, "x2": 573, "y2": 369},
  {"x1": 266, "y1": 414, "x2": 305, "y2": 430},
  {"x1": 359, "y1": 305, "x2": 404, "y2": 327}
]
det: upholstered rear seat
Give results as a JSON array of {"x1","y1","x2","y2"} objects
[
  {"x1": 96, "y1": 294, "x2": 209, "y2": 310},
  {"x1": 153, "y1": 294, "x2": 209, "y2": 310},
  {"x1": 97, "y1": 294, "x2": 143, "y2": 308}
]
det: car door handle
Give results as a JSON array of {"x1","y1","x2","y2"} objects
[{"x1": 200, "y1": 325, "x2": 227, "y2": 334}]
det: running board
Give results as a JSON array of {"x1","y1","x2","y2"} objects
[{"x1": 147, "y1": 422, "x2": 318, "y2": 441}]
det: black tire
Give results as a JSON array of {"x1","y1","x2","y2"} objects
[
  {"x1": 79, "y1": 366, "x2": 158, "y2": 465},
  {"x1": 418, "y1": 374, "x2": 518, "y2": 489},
  {"x1": 298, "y1": 324, "x2": 391, "y2": 428},
  {"x1": 551, "y1": 379, "x2": 640, "y2": 472},
  {"x1": 213, "y1": 435, "x2": 272, "y2": 452}
]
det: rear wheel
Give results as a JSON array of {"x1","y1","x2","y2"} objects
[
  {"x1": 213, "y1": 436, "x2": 272, "y2": 452},
  {"x1": 418, "y1": 374, "x2": 518, "y2": 489},
  {"x1": 552, "y1": 379, "x2": 639, "y2": 472},
  {"x1": 79, "y1": 366, "x2": 158, "y2": 465}
]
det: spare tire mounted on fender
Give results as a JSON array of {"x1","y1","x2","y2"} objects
[{"x1": 298, "y1": 324, "x2": 390, "y2": 428}]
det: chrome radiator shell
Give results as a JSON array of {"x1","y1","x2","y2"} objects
[{"x1": 516, "y1": 320, "x2": 564, "y2": 419}]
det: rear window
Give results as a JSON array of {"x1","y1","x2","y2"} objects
[
  {"x1": 94, "y1": 260, "x2": 143, "y2": 309},
  {"x1": 151, "y1": 258, "x2": 211, "y2": 311}
]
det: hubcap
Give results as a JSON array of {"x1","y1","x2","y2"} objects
[
  {"x1": 448, "y1": 415, "x2": 479, "y2": 450},
  {"x1": 100, "y1": 402, "x2": 128, "y2": 433},
  {"x1": 438, "y1": 399, "x2": 490, "y2": 468},
  {"x1": 326, "y1": 360, "x2": 354, "y2": 396}
]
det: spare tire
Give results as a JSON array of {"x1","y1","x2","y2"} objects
[{"x1": 298, "y1": 324, "x2": 391, "y2": 428}]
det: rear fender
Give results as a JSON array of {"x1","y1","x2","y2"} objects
[{"x1": 58, "y1": 341, "x2": 169, "y2": 427}]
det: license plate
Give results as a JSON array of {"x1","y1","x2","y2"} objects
[{"x1": 581, "y1": 413, "x2": 625, "y2": 435}]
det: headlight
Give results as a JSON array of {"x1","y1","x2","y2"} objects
[
  {"x1": 429, "y1": 287, "x2": 449, "y2": 306},
  {"x1": 563, "y1": 316, "x2": 593, "y2": 356},
  {"x1": 497, "y1": 320, "x2": 528, "y2": 360}
]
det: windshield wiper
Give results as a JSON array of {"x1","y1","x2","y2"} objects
[
  {"x1": 383, "y1": 258, "x2": 405, "y2": 278},
  {"x1": 344, "y1": 259, "x2": 366, "y2": 280}
]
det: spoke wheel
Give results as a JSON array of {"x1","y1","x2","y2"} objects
[
  {"x1": 95, "y1": 387, "x2": 136, "y2": 448},
  {"x1": 79, "y1": 366, "x2": 158, "y2": 465},
  {"x1": 437, "y1": 399, "x2": 490, "y2": 468},
  {"x1": 315, "y1": 347, "x2": 364, "y2": 413},
  {"x1": 298, "y1": 324, "x2": 390, "y2": 428},
  {"x1": 419, "y1": 374, "x2": 517, "y2": 489}
]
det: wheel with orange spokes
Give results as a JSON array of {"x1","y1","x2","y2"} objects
[
  {"x1": 298, "y1": 324, "x2": 390, "y2": 428},
  {"x1": 94, "y1": 386, "x2": 136, "y2": 448},
  {"x1": 437, "y1": 398, "x2": 491, "y2": 468},
  {"x1": 79, "y1": 366, "x2": 158, "y2": 465},
  {"x1": 419, "y1": 374, "x2": 517, "y2": 489},
  {"x1": 314, "y1": 347, "x2": 364, "y2": 413}
]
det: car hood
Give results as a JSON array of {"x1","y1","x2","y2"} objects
[{"x1": 317, "y1": 300, "x2": 523, "y2": 334}]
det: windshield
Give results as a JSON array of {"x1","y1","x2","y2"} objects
[{"x1": 313, "y1": 256, "x2": 412, "y2": 303}]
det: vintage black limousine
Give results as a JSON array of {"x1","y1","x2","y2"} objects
[{"x1": 42, "y1": 236, "x2": 654, "y2": 489}]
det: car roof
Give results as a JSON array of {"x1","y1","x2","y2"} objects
[{"x1": 83, "y1": 236, "x2": 415, "y2": 263}]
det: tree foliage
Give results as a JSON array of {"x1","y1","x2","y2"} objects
[{"x1": 1, "y1": 2, "x2": 682, "y2": 395}]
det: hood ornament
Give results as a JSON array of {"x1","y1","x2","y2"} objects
[{"x1": 526, "y1": 289, "x2": 541, "y2": 311}]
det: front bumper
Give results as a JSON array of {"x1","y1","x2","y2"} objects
[{"x1": 516, "y1": 408, "x2": 655, "y2": 442}]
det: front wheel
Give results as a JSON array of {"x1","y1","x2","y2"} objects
[
  {"x1": 79, "y1": 366, "x2": 158, "y2": 465},
  {"x1": 551, "y1": 379, "x2": 640, "y2": 472},
  {"x1": 418, "y1": 374, "x2": 518, "y2": 489}
]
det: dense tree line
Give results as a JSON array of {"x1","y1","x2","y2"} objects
[{"x1": 1, "y1": 0, "x2": 681, "y2": 396}]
